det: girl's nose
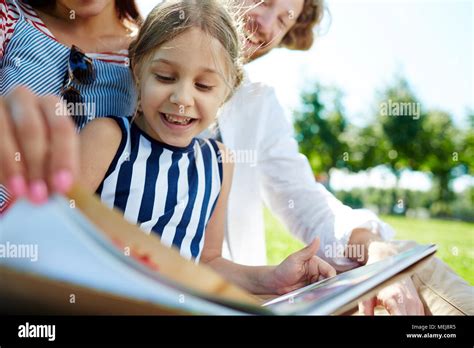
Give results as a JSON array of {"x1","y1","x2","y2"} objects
[{"x1": 169, "y1": 82, "x2": 194, "y2": 110}]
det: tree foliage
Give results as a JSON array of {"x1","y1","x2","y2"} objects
[{"x1": 294, "y1": 76, "x2": 472, "y2": 210}]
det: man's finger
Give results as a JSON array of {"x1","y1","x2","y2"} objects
[
  {"x1": 380, "y1": 297, "x2": 407, "y2": 315},
  {"x1": 359, "y1": 297, "x2": 376, "y2": 315},
  {"x1": 307, "y1": 255, "x2": 335, "y2": 283},
  {"x1": 295, "y1": 237, "x2": 320, "y2": 262},
  {"x1": 316, "y1": 257, "x2": 336, "y2": 279}
]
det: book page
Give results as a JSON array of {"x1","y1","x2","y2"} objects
[{"x1": 0, "y1": 194, "x2": 259, "y2": 314}]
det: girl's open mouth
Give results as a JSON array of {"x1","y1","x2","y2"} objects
[{"x1": 160, "y1": 112, "x2": 197, "y2": 129}]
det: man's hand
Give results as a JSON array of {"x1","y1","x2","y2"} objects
[
  {"x1": 358, "y1": 241, "x2": 425, "y2": 315},
  {"x1": 269, "y1": 238, "x2": 336, "y2": 295},
  {"x1": 359, "y1": 276, "x2": 424, "y2": 315}
]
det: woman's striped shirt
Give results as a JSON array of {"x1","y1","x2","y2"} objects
[
  {"x1": 97, "y1": 117, "x2": 223, "y2": 263},
  {"x1": 0, "y1": 0, "x2": 137, "y2": 129}
]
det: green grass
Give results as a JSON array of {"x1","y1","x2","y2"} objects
[{"x1": 264, "y1": 208, "x2": 474, "y2": 285}]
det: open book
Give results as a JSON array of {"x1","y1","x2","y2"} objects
[{"x1": 0, "y1": 185, "x2": 436, "y2": 315}]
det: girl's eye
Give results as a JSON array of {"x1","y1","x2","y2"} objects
[
  {"x1": 155, "y1": 74, "x2": 175, "y2": 82},
  {"x1": 195, "y1": 83, "x2": 214, "y2": 91}
]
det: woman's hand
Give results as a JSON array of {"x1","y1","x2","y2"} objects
[
  {"x1": 0, "y1": 86, "x2": 79, "y2": 204},
  {"x1": 268, "y1": 238, "x2": 336, "y2": 295}
]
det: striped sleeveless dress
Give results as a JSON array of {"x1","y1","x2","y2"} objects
[
  {"x1": 97, "y1": 117, "x2": 223, "y2": 263},
  {"x1": 0, "y1": 0, "x2": 137, "y2": 129}
]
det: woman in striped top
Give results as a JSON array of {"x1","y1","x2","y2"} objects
[
  {"x1": 0, "y1": 0, "x2": 141, "y2": 129},
  {"x1": 0, "y1": 0, "x2": 141, "y2": 211},
  {"x1": 1, "y1": 0, "x2": 336, "y2": 295}
]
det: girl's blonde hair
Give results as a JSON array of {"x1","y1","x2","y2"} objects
[{"x1": 129, "y1": 0, "x2": 244, "y2": 102}]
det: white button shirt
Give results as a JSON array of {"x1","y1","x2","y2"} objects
[{"x1": 215, "y1": 73, "x2": 395, "y2": 271}]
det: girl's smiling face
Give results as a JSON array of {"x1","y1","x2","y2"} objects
[{"x1": 136, "y1": 28, "x2": 231, "y2": 148}]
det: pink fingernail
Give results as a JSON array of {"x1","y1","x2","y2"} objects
[
  {"x1": 52, "y1": 169, "x2": 73, "y2": 193},
  {"x1": 28, "y1": 180, "x2": 48, "y2": 204},
  {"x1": 7, "y1": 175, "x2": 27, "y2": 197}
]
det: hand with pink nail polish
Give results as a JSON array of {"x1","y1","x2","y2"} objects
[{"x1": 1, "y1": 87, "x2": 79, "y2": 205}]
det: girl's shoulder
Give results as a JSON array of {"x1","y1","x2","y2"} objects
[
  {"x1": 195, "y1": 138, "x2": 229, "y2": 186},
  {"x1": 80, "y1": 116, "x2": 130, "y2": 153},
  {"x1": 205, "y1": 139, "x2": 229, "y2": 164},
  {"x1": 78, "y1": 116, "x2": 131, "y2": 191},
  {"x1": 212, "y1": 139, "x2": 227, "y2": 154},
  {"x1": 82, "y1": 116, "x2": 128, "y2": 136}
]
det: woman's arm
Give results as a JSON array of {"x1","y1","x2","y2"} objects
[{"x1": 78, "y1": 117, "x2": 123, "y2": 193}]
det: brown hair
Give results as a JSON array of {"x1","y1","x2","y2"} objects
[
  {"x1": 129, "y1": 0, "x2": 244, "y2": 102},
  {"x1": 280, "y1": 0, "x2": 325, "y2": 51},
  {"x1": 24, "y1": 0, "x2": 143, "y2": 26}
]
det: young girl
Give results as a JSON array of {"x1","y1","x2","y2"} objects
[{"x1": 72, "y1": 0, "x2": 336, "y2": 295}]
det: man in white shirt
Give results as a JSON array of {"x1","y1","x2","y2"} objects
[{"x1": 218, "y1": 0, "x2": 473, "y2": 315}]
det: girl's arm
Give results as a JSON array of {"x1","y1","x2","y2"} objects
[
  {"x1": 200, "y1": 142, "x2": 273, "y2": 294},
  {"x1": 78, "y1": 117, "x2": 123, "y2": 193},
  {"x1": 201, "y1": 142, "x2": 336, "y2": 295}
]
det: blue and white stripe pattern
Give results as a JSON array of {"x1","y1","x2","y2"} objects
[
  {"x1": 97, "y1": 117, "x2": 223, "y2": 262},
  {"x1": 0, "y1": 184, "x2": 13, "y2": 214},
  {"x1": 0, "y1": 0, "x2": 136, "y2": 129}
]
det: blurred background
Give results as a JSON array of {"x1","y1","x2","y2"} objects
[{"x1": 138, "y1": 0, "x2": 474, "y2": 284}]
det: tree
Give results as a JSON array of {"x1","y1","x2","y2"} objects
[
  {"x1": 375, "y1": 76, "x2": 426, "y2": 173},
  {"x1": 368, "y1": 76, "x2": 427, "y2": 212},
  {"x1": 419, "y1": 110, "x2": 461, "y2": 208},
  {"x1": 459, "y1": 112, "x2": 474, "y2": 175},
  {"x1": 342, "y1": 121, "x2": 388, "y2": 172},
  {"x1": 294, "y1": 84, "x2": 349, "y2": 187}
]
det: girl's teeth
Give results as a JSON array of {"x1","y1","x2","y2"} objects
[{"x1": 164, "y1": 113, "x2": 192, "y2": 125}]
